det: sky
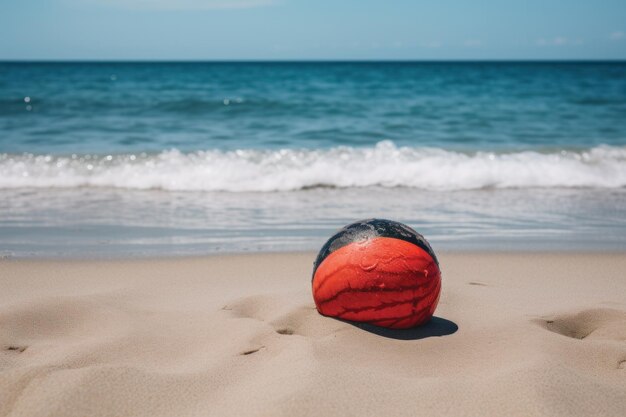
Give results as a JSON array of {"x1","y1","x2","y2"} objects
[{"x1": 1, "y1": 0, "x2": 625, "y2": 60}]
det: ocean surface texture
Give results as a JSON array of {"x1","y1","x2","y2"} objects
[{"x1": 1, "y1": 62, "x2": 625, "y2": 257}]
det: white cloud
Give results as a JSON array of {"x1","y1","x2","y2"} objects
[
  {"x1": 610, "y1": 31, "x2": 625, "y2": 40},
  {"x1": 87, "y1": 0, "x2": 276, "y2": 11}
]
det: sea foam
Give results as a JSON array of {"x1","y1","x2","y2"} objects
[{"x1": 1, "y1": 141, "x2": 625, "y2": 192}]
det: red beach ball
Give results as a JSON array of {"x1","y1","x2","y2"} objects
[{"x1": 312, "y1": 219, "x2": 441, "y2": 329}]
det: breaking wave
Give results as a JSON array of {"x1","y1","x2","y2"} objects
[{"x1": 1, "y1": 141, "x2": 626, "y2": 192}]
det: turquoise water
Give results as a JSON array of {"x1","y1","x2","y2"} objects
[
  {"x1": 2, "y1": 62, "x2": 626, "y2": 153},
  {"x1": 1, "y1": 62, "x2": 625, "y2": 257}
]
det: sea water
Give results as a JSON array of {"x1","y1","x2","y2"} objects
[{"x1": 1, "y1": 62, "x2": 625, "y2": 257}]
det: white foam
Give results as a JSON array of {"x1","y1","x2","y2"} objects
[{"x1": 1, "y1": 141, "x2": 625, "y2": 192}]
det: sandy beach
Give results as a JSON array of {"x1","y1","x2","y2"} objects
[
  {"x1": 1, "y1": 252, "x2": 625, "y2": 416},
  {"x1": 3, "y1": 2, "x2": 626, "y2": 415}
]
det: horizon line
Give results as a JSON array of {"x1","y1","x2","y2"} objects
[{"x1": 1, "y1": 58, "x2": 626, "y2": 64}]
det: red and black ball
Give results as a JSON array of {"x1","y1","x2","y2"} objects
[{"x1": 312, "y1": 219, "x2": 441, "y2": 329}]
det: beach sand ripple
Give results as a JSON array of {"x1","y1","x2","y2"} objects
[{"x1": 1, "y1": 253, "x2": 625, "y2": 416}]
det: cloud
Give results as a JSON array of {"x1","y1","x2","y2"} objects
[
  {"x1": 87, "y1": 0, "x2": 277, "y2": 11},
  {"x1": 610, "y1": 31, "x2": 625, "y2": 40}
]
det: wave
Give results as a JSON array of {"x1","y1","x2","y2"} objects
[{"x1": 1, "y1": 141, "x2": 626, "y2": 192}]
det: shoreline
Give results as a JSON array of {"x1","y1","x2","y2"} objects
[
  {"x1": 4, "y1": 186, "x2": 626, "y2": 259},
  {"x1": 1, "y1": 252, "x2": 625, "y2": 416}
]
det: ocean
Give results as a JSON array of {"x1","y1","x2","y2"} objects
[{"x1": 1, "y1": 61, "x2": 625, "y2": 257}]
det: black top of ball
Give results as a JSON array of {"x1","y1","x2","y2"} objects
[{"x1": 312, "y1": 218, "x2": 439, "y2": 279}]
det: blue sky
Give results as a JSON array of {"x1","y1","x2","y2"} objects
[{"x1": 1, "y1": 0, "x2": 625, "y2": 60}]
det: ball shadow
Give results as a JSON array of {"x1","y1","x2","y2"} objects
[{"x1": 342, "y1": 316, "x2": 458, "y2": 340}]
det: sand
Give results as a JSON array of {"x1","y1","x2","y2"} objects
[{"x1": 1, "y1": 252, "x2": 625, "y2": 416}]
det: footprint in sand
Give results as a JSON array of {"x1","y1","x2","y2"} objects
[
  {"x1": 537, "y1": 308, "x2": 626, "y2": 341},
  {"x1": 536, "y1": 308, "x2": 626, "y2": 373},
  {"x1": 222, "y1": 293, "x2": 347, "y2": 356}
]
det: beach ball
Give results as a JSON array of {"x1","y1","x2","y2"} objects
[{"x1": 312, "y1": 219, "x2": 441, "y2": 329}]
